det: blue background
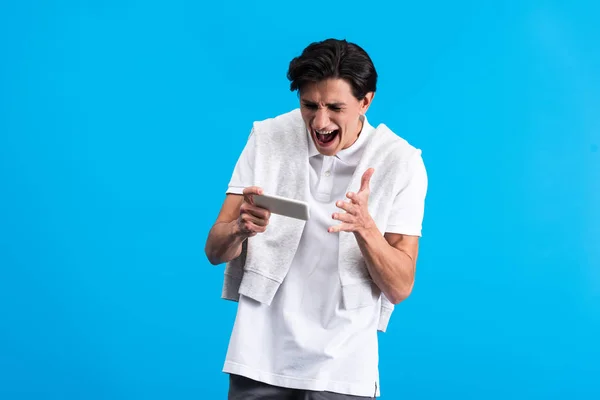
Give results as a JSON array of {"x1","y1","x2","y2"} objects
[{"x1": 1, "y1": 1, "x2": 599, "y2": 399}]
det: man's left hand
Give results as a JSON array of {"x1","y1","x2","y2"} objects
[{"x1": 328, "y1": 168, "x2": 376, "y2": 234}]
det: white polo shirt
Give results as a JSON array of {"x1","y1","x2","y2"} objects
[{"x1": 222, "y1": 116, "x2": 427, "y2": 397}]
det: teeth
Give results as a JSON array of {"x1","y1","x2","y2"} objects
[{"x1": 316, "y1": 129, "x2": 335, "y2": 135}]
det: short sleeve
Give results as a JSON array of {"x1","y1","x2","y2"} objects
[
  {"x1": 226, "y1": 129, "x2": 256, "y2": 195},
  {"x1": 385, "y1": 151, "x2": 428, "y2": 236}
]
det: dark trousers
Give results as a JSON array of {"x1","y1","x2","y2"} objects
[{"x1": 228, "y1": 374, "x2": 376, "y2": 399}]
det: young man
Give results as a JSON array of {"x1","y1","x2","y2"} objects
[{"x1": 205, "y1": 38, "x2": 428, "y2": 399}]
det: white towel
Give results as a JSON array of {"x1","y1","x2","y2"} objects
[{"x1": 222, "y1": 109, "x2": 421, "y2": 332}]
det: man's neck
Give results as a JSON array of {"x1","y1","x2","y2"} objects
[{"x1": 343, "y1": 118, "x2": 364, "y2": 150}]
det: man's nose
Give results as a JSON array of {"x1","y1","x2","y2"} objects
[{"x1": 313, "y1": 108, "x2": 330, "y2": 129}]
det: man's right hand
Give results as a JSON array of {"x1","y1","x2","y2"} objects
[{"x1": 235, "y1": 186, "x2": 271, "y2": 237}]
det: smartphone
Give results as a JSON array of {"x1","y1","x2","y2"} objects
[{"x1": 253, "y1": 193, "x2": 310, "y2": 221}]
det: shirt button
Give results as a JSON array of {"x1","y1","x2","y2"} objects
[{"x1": 324, "y1": 170, "x2": 331, "y2": 177}]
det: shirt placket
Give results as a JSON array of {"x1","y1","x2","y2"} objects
[{"x1": 316, "y1": 156, "x2": 335, "y2": 202}]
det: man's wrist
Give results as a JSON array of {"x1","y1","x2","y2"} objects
[
  {"x1": 355, "y1": 221, "x2": 380, "y2": 242},
  {"x1": 230, "y1": 219, "x2": 250, "y2": 241}
]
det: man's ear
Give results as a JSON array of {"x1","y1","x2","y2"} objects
[{"x1": 361, "y1": 92, "x2": 375, "y2": 114}]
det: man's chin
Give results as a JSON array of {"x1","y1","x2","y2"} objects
[
  {"x1": 317, "y1": 147, "x2": 338, "y2": 156},
  {"x1": 313, "y1": 134, "x2": 341, "y2": 155}
]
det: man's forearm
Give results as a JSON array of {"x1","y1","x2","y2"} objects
[
  {"x1": 355, "y1": 228, "x2": 415, "y2": 304},
  {"x1": 205, "y1": 221, "x2": 247, "y2": 265}
]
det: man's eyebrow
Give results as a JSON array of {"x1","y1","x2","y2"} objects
[{"x1": 300, "y1": 99, "x2": 346, "y2": 107}]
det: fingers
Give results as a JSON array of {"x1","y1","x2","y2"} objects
[
  {"x1": 359, "y1": 168, "x2": 374, "y2": 193},
  {"x1": 238, "y1": 188, "x2": 270, "y2": 237},
  {"x1": 239, "y1": 212, "x2": 269, "y2": 230},
  {"x1": 345, "y1": 192, "x2": 355, "y2": 204},
  {"x1": 330, "y1": 201, "x2": 355, "y2": 232},
  {"x1": 241, "y1": 202, "x2": 271, "y2": 221},
  {"x1": 239, "y1": 206, "x2": 270, "y2": 232},
  {"x1": 238, "y1": 219, "x2": 266, "y2": 235},
  {"x1": 329, "y1": 171, "x2": 374, "y2": 234},
  {"x1": 242, "y1": 186, "x2": 264, "y2": 205},
  {"x1": 332, "y1": 212, "x2": 353, "y2": 223},
  {"x1": 327, "y1": 224, "x2": 351, "y2": 233},
  {"x1": 336, "y1": 200, "x2": 356, "y2": 214},
  {"x1": 238, "y1": 207, "x2": 270, "y2": 235},
  {"x1": 242, "y1": 186, "x2": 264, "y2": 196}
]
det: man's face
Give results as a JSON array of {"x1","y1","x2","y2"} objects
[{"x1": 299, "y1": 79, "x2": 374, "y2": 157}]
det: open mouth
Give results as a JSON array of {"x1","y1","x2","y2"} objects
[{"x1": 315, "y1": 129, "x2": 339, "y2": 146}]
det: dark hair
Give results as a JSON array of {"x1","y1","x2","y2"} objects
[{"x1": 287, "y1": 38, "x2": 378, "y2": 100}]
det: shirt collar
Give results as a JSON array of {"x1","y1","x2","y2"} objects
[{"x1": 306, "y1": 115, "x2": 374, "y2": 166}]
